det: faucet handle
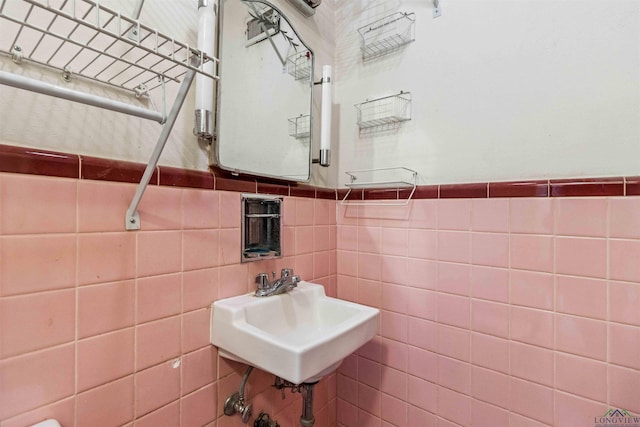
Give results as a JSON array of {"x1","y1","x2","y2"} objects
[
  {"x1": 280, "y1": 268, "x2": 293, "y2": 278},
  {"x1": 255, "y1": 273, "x2": 270, "y2": 290},
  {"x1": 290, "y1": 275, "x2": 300, "y2": 288}
]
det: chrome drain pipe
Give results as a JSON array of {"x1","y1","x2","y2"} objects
[
  {"x1": 273, "y1": 377, "x2": 318, "y2": 427},
  {"x1": 300, "y1": 383, "x2": 315, "y2": 427}
]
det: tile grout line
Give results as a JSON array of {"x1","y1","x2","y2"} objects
[{"x1": 74, "y1": 169, "x2": 80, "y2": 427}]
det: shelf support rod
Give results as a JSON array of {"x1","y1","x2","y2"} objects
[
  {"x1": 131, "y1": 0, "x2": 145, "y2": 19},
  {"x1": 0, "y1": 71, "x2": 164, "y2": 123},
  {"x1": 125, "y1": 56, "x2": 199, "y2": 230}
]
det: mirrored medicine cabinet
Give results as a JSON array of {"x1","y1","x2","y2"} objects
[{"x1": 215, "y1": 0, "x2": 314, "y2": 182}]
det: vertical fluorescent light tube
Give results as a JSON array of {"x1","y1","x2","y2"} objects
[
  {"x1": 319, "y1": 65, "x2": 332, "y2": 167},
  {"x1": 194, "y1": 0, "x2": 216, "y2": 139}
]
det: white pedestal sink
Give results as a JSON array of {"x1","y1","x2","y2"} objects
[{"x1": 210, "y1": 281, "x2": 380, "y2": 384}]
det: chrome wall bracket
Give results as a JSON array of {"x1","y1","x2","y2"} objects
[
  {"x1": 433, "y1": 0, "x2": 442, "y2": 18},
  {"x1": 11, "y1": 45, "x2": 23, "y2": 64}
]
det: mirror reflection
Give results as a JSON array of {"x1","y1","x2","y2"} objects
[{"x1": 215, "y1": 0, "x2": 314, "y2": 181}]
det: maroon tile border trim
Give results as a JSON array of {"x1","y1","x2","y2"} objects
[
  {"x1": 489, "y1": 180, "x2": 549, "y2": 198},
  {"x1": 364, "y1": 188, "x2": 401, "y2": 200},
  {"x1": 440, "y1": 183, "x2": 488, "y2": 199},
  {"x1": 159, "y1": 165, "x2": 213, "y2": 189},
  {"x1": 81, "y1": 155, "x2": 158, "y2": 185},
  {"x1": 290, "y1": 184, "x2": 316, "y2": 198},
  {"x1": 257, "y1": 182, "x2": 290, "y2": 196},
  {"x1": 626, "y1": 177, "x2": 640, "y2": 196},
  {"x1": 550, "y1": 177, "x2": 624, "y2": 197},
  {"x1": 411, "y1": 185, "x2": 438, "y2": 199},
  {"x1": 316, "y1": 188, "x2": 337, "y2": 200},
  {"x1": 1, "y1": 144, "x2": 640, "y2": 200},
  {"x1": 337, "y1": 188, "x2": 363, "y2": 201},
  {"x1": 214, "y1": 175, "x2": 257, "y2": 193},
  {"x1": 0, "y1": 144, "x2": 79, "y2": 179}
]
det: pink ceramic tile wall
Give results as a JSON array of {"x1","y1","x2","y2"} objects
[
  {"x1": 0, "y1": 173, "x2": 337, "y2": 427},
  {"x1": 336, "y1": 197, "x2": 640, "y2": 427},
  {"x1": 4, "y1": 169, "x2": 640, "y2": 427}
]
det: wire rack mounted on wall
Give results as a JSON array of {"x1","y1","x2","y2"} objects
[
  {"x1": 286, "y1": 50, "x2": 311, "y2": 81},
  {"x1": 357, "y1": 12, "x2": 416, "y2": 61},
  {"x1": 355, "y1": 91, "x2": 412, "y2": 130},
  {"x1": 0, "y1": 0, "x2": 219, "y2": 231},
  {"x1": 288, "y1": 114, "x2": 310, "y2": 139},
  {"x1": 342, "y1": 167, "x2": 418, "y2": 206},
  {"x1": 0, "y1": 0, "x2": 218, "y2": 123}
]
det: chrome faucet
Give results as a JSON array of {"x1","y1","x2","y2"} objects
[{"x1": 254, "y1": 268, "x2": 300, "y2": 297}]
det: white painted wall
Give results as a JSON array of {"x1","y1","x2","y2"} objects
[
  {"x1": 335, "y1": 0, "x2": 640, "y2": 186},
  {"x1": 6, "y1": 0, "x2": 634, "y2": 189},
  {"x1": 0, "y1": 0, "x2": 338, "y2": 187}
]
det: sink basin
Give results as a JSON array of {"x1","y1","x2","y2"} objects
[{"x1": 210, "y1": 281, "x2": 380, "y2": 384}]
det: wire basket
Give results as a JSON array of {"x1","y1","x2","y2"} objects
[
  {"x1": 355, "y1": 91, "x2": 411, "y2": 129},
  {"x1": 342, "y1": 167, "x2": 418, "y2": 206},
  {"x1": 0, "y1": 0, "x2": 217, "y2": 96},
  {"x1": 286, "y1": 50, "x2": 312, "y2": 81},
  {"x1": 357, "y1": 12, "x2": 416, "y2": 61},
  {"x1": 288, "y1": 114, "x2": 310, "y2": 139}
]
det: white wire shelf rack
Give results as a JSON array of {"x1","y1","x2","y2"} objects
[
  {"x1": 0, "y1": 0, "x2": 220, "y2": 231},
  {"x1": 286, "y1": 50, "x2": 311, "y2": 81},
  {"x1": 357, "y1": 12, "x2": 415, "y2": 61},
  {"x1": 355, "y1": 91, "x2": 411, "y2": 130},
  {"x1": 0, "y1": 0, "x2": 218, "y2": 122},
  {"x1": 342, "y1": 167, "x2": 417, "y2": 206},
  {"x1": 288, "y1": 114, "x2": 310, "y2": 139}
]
